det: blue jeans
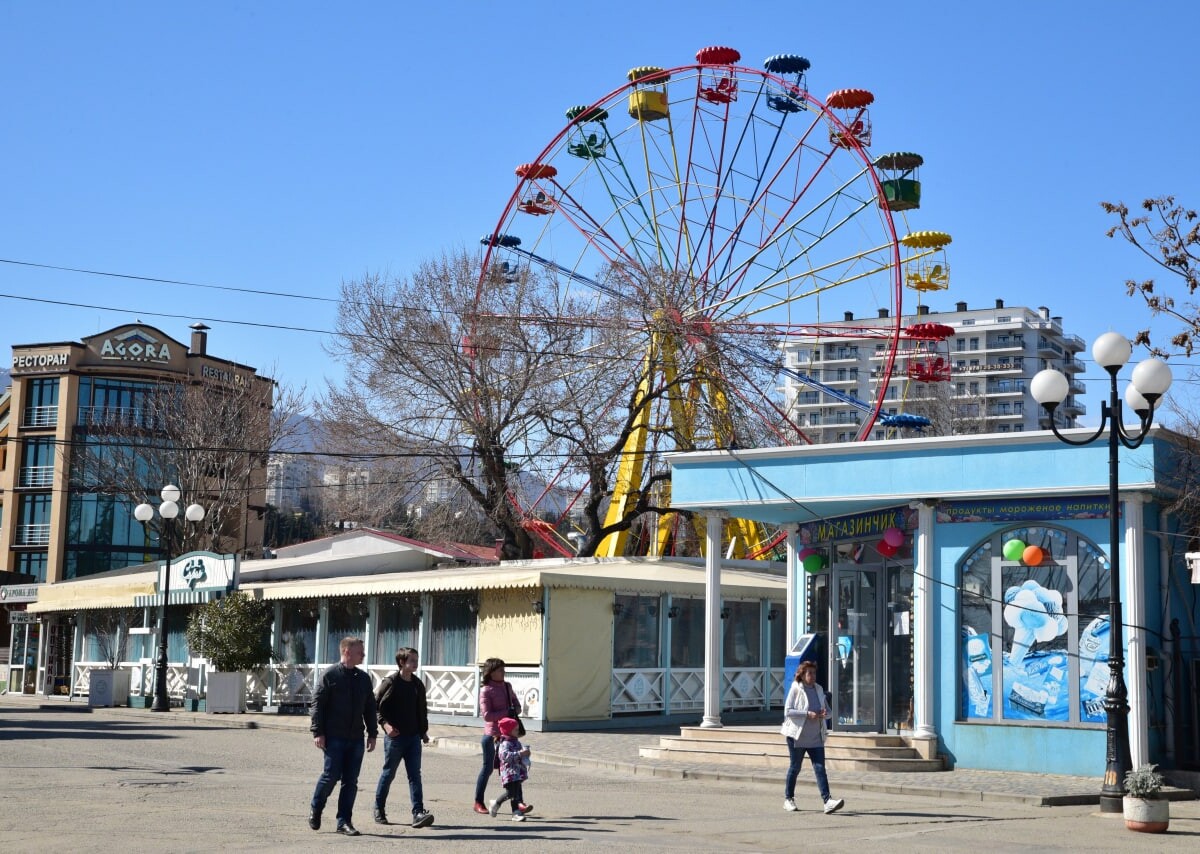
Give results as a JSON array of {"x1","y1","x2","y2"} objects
[
  {"x1": 311, "y1": 736, "x2": 366, "y2": 827},
  {"x1": 474, "y1": 733, "x2": 496, "y2": 804},
  {"x1": 784, "y1": 738, "x2": 831, "y2": 802},
  {"x1": 375, "y1": 734, "x2": 424, "y2": 816}
]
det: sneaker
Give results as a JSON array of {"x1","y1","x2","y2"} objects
[
  {"x1": 336, "y1": 823, "x2": 361, "y2": 836},
  {"x1": 411, "y1": 810, "x2": 434, "y2": 828},
  {"x1": 373, "y1": 807, "x2": 388, "y2": 825},
  {"x1": 511, "y1": 812, "x2": 526, "y2": 822},
  {"x1": 783, "y1": 798, "x2": 797, "y2": 812},
  {"x1": 308, "y1": 809, "x2": 322, "y2": 830},
  {"x1": 488, "y1": 798, "x2": 501, "y2": 818},
  {"x1": 473, "y1": 802, "x2": 489, "y2": 815},
  {"x1": 516, "y1": 803, "x2": 533, "y2": 815},
  {"x1": 823, "y1": 797, "x2": 845, "y2": 814}
]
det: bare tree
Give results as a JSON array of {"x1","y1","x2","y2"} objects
[
  {"x1": 902, "y1": 381, "x2": 990, "y2": 437},
  {"x1": 72, "y1": 371, "x2": 306, "y2": 559},
  {"x1": 88, "y1": 607, "x2": 141, "y2": 668},
  {"x1": 1102, "y1": 196, "x2": 1200, "y2": 356},
  {"x1": 321, "y1": 250, "x2": 587, "y2": 559}
]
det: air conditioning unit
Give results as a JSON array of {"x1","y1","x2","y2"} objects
[{"x1": 1187, "y1": 552, "x2": 1200, "y2": 584}]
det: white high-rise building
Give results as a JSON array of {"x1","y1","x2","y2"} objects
[{"x1": 782, "y1": 300, "x2": 1087, "y2": 443}]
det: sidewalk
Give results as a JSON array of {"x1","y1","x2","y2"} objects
[{"x1": 6, "y1": 693, "x2": 1195, "y2": 808}]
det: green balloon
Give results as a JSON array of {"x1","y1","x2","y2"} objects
[
  {"x1": 802, "y1": 553, "x2": 825, "y2": 573},
  {"x1": 1002, "y1": 539, "x2": 1026, "y2": 561}
]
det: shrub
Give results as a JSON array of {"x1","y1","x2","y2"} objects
[
  {"x1": 185, "y1": 592, "x2": 274, "y2": 672},
  {"x1": 1124, "y1": 764, "x2": 1164, "y2": 799}
]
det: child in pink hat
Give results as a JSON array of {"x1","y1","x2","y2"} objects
[{"x1": 487, "y1": 717, "x2": 532, "y2": 821}]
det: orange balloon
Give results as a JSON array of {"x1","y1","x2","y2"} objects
[{"x1": 1022, "y1": 545, "x2": 1044, "y2": 566}]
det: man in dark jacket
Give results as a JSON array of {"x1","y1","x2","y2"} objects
[
  {"x1": 309, "y1": 636, "x2": 377, "y2": 836},
  {"x1": 373, "y1": 647, "x2": 434, "y2": 828}
]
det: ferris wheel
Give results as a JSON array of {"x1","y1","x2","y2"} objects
[{"x1": 479, "y1": 46, "x2": 941, "y2": 559}]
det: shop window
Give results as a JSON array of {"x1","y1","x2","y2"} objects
[
  {"x1": 374, "y1": 595, "x2": 420, "y2": 665},
  {"x1": 958, "y1": 525, "x2": 1109, "y2": 725},
  {"x1": 613, "y1": 593, "x2": 661, "y2": 668}
]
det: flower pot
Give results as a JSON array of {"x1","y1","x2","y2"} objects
[
  {"x1": 1123, "y1": 796, "x2": 1169, "y2": 833},
  {"x1": 88, "y1": 669, "x2": 131, "y2": 707}
]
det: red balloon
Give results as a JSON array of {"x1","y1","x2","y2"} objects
[
  {"x1": 1022, "y1": 545, "x2": 1044, "y2": 566},
  {"x1": 877, "y1": 540, "x2": 898, "y2": 557}
]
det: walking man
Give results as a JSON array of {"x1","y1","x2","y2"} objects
[
  {"x1": 373, "y1": 647, "x2": 434, "y2": 828},
  {"x1": 309, "y1": 636, "x2": 377, "y2": 836}
]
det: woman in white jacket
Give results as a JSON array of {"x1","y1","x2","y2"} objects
[{"x1": 780, "y1": 661, "x2": 844, "y2": 814}]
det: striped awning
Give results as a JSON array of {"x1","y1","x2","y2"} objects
[{"x1": 134, "y1": 588, "x2": 230, "y2": 608}]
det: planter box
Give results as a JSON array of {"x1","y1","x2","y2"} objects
[
  {"x1": 183, "y1": 698, "x2": 206, "y2": 712},
  {"x1": 128, "y1": 695, "x2": 154, "y2": 709},
  {"x1": 206, "y1": 672, "x2": 248, "y2": 714},
  {"x1": 88, "y1": 670, "x2": 131, "y2": 708}
]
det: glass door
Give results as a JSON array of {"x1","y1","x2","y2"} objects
[{"x1": 830, "y1": 564, "x2": 881, "y2": 730}]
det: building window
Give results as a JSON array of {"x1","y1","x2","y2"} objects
[
  {"x1": 969, "y1": 338, "x2": 980, "y2": 350},
  {"x1": 323, "y1": 597, "x2": 369, "y2": 663},
  {"x1": 16, "y1": 493, "x2": 52, "y2": 546},
  {"x1": 277, "y1": 600, "x2": 319, "y2": 665},
  {"x1": 959, "y1": 525, "x2": 1109, "y2": 724},
  {"x1": 670, "y1": 598, "x2": 704, "y2": 667},
  {"x1": 969, "y1": 382, "x2": 979, "y2": 394},
  {"x1": 428, "y1": 594, "x2": 477, "y2": 666},
  {"x1": 614, "y1": 593, "x2": 661, "y2": 668},
  {"x1": 956, "y1": 338, "x2": 966, "y2": 352},
  {"x1": 15, "y1": 551, "x2": 48, "y2": 582},
  {"x1": 22, "y1": 377, "x2": 60, "y2": 427},
  {"x1": 722, "y1": 600, "x2": 762, "y2": 668}
]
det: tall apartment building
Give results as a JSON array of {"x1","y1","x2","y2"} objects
[
  {"x1": 782, "y1": 300, "x2": 1087, "y2": 443},
  {"x1": 0, "y1": 322, "x2": 272, "y2": 584}
]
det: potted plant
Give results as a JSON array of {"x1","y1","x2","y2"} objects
[
  {"x1": 185, "y1": 592, "x2": 274, "y2": 713},
  {"x1": 88, "y1": 608, "x2": 138, "y2": 708},
  {"x1": 1123, "y1": 764, "x2": 1169, "y2": 833}
]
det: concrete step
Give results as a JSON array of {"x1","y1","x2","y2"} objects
[
  {"x1": 653, "y1": 736, "x2": 921, "y2": 760},
  {"x1": 637, "y1": 745, "x2": 944, "y2": 772},
  {"x1": 639, "y1": 725, "x2": 945, "y2": 773},
  {"x1": 676, "y1": 725, "x2": 910, "y2": 749}
]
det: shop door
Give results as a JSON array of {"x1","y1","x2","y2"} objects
[{"x1": 829, "y1": 564, "x2": 882, "y2": 730}]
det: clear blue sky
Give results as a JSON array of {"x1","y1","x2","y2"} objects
[{"x1": 2, "y1": 2, "x2": 1197, "y2": 410}]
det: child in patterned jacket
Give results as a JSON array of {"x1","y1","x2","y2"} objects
[{"x1": 487, "y1": 717, "x2": 533, "y2": 821}]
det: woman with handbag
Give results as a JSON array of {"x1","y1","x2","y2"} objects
[
  {"x1": 473, "y1": 658, "x2": 531, "y2": 815},
  {"x1": 781, "y1": 661, "x2": 844, "y2": 815}
]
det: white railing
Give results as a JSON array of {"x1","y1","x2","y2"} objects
[
  {"x1": 614, "y1": 666, "x2": 783, "y2": 714},
  {"x1": 17, "y1": 524, "x2": 51, "y2": 546},
  {"x1": 22, "y1": 406, "x2": 57, "y2": 428},
  {"x1": 19, "y1": 466, "x2": 54, "y2": 488}
]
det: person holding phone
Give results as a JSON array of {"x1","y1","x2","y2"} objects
[{"x1": 780, "y1": 661, "x2": 844, "y2": 814}]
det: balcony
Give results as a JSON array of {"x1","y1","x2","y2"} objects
[
  {"x1": 986, "y1": 380, "x2": 1026, "y2": 395},
  {"x1": 1062, "y1": 399, "x2": 1087, "y2": 417},
  {"x1": 16, "y1": 524, "x2": 51, "y2": 546},
  {"x1": 18, "y1": 466, "x2": 54, "y2": 488},
  {"x1": 22, "y1": 405, "x2": 58, "y2": 428},
  {"x1": 1063, "y1": 334, "x2": 1086, "y2": 352},
  {"x1": 77, "y1": 406, "x2": 164, "y2": 431},
  {"x1": 988, "y1": 336, "x2": 1025, "y2": 351},
  {"x1": 1037, "y1": 337, "x2": 1064, "y2": 357},
  {"x1": 1062, "y1": 357, "x2": 1085, "y2": 374}
]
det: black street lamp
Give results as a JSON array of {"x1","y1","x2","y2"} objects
[
  {"x1": 1030, "y1": 332, "x2": 1172, "y2": 813},
  {"x1": 135, "y1": 484, "x2": 205, "y2": 713}
]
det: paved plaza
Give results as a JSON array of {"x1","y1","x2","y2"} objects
[{"x1": 1, "y1": 696, "x2": 1197, "y2": 852}]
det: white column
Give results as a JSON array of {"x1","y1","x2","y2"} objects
[
  {"x1": 911, "y1": 500, "x2": 937, "y2": 740},
  {"x1": 783, "y1": 523, "x2": 800, "y2": 647},
  {"x1": 1124, "y1": 493, "x2": 1149, "y2": 769},
  {"x1": 701, "y1": 512, "x2": 726, "y2": 728}
]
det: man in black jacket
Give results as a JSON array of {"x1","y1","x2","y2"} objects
[
  {"x1": 373, "y1": 647, "x2": 434, "y2": 828},
  {"x1": 309, "y1": 636, "x2": 377, "y2": 836}
]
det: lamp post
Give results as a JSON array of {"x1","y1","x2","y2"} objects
[
  {"x1": 135, "y1": 485, "x2": 206, "y2": 713},
  {"x1": 1030, "y1": 332, "x2": 1172, "y2": 813}
]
